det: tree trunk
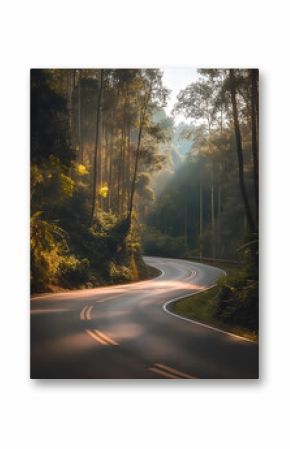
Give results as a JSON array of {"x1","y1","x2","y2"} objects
[
  {"x1": 217, "y1": 183, "x2": 222, "y2": 257},
  {"x1": 199, "y1": 171, "x2": 203, "y2": 260},
  {"x1": 67, "y1": 70, "x2": 73, "y2": 134},
  {"x1": 250, "y1": 69, "x2": 259, "y2": 226},
  {"x1": 90, "y1": 69, "x2": 104, "y2": 226},
  {"x1": 78, "y1": 70, "x2": 83, "y2": 162},
  {"x1": 126, "y1": 124, "x2": 131, "y2": 212},
  {"x1": 211, "y1": 164, "x2": 216, "y2": 259},
  {"x1": 184, "y1": 195, "x2": 188, "y2": 247},
  {"x1": 128, "y1": 85, "x2": 152, "y2": 221},
  {"x1": 229, "y1": 69, "x2": 255, "y2": 233},
  {"x1": 98, "y1": 116, "x2": 104, "y2": 209},
  {"x1": 120, "y1": 126, "x2": 127, "y2": 216},
  {"x1": 104, "y1": 128, "x2": 109, "y2": 212},
  {"x1": 108, "y1": 131, "x2": 113, "y2": 211},
  {"x1": 117, "y1": 127, "x2": 124, "y2": 215}
]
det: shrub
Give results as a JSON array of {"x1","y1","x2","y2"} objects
[
  {"x1": 142, "y1": 225, "x2": 186, "y2": 258},
  {"x1": 215, "y1": 274, "x2": 258, "y2": 331},
  {"x1": 31, "y1": 211, "x2": 88, "y2": 292}
]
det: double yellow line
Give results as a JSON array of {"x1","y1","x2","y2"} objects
[
  {"x1": 80, "y1": 305, "x2": 93, "y2": 320},
  {"x1": 81, "y1": 305, "x2": 118, "y2": 345},
  {"x1": 149, "y1": 363, "x2": 194, "y2": 379},
  {"x1": 86, "y1": 329, "x2": 118, "y2": 346}
]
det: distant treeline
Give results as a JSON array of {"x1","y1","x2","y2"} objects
[{"x1": 143, "y1": 69, "x2": 258, "y2": 263}]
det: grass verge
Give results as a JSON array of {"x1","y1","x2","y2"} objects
[{"x1": 173, "y1": 261, "x2": 258, "y2": 342}]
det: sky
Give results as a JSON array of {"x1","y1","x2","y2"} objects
[{"x1": 161, "y1": 68, "x2": 199, "y2": 124}]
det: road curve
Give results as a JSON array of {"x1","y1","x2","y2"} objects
[{"x1": 31, "y1": 256, "x2": 258, "y2": 379}]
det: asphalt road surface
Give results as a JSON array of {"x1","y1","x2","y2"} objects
[{"x1": 31, "y1": 256, "x2": 258, "y2": 379}]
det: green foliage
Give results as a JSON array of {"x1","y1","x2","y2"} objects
[
  {"x1": 215, "y1": 274, "x2": 258, "y2": 331},
  {"x1": 109, "y1": 261, "x2": 132, "y2": 283},
  {"x1": 173, "y1": 280, "x2": 257, "y2": 340},
  {"x1": 30, "y1": 205, "x2": 145, "y2": 292},
  {"x1": 31, "y1": 69, "x2": 75, "y2": 166},
  {"x1": 30, "y1": 212, "x2": 87, "y2": 292},
  {"x1": 213, "y1": 234, "x2": 259, "y2": 331},
  {"x1": 60, "y1": 173, "x2": 75, "y2": 197},
  {"x1": 173, "y1": 233, "x2": 259, "y2": 334},
  {"x1": 145, "y1": 127, "x2": 254, "y2": 260},
  {"x1": 142, "y1": 225, "x2": 186, "y2": 258},
  {"x1": 59, "y1": 256, "x2": 90, "y2": 287},
  {"x1": 31, "y1": 69, "x2": 158, "y2": 293},
  {"x1": 174, "y1": 286, "x2": 219, "y2": 323}
]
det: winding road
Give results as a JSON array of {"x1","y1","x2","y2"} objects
[{"x1": 31, "y1": 256, "x2": 258, "y2": 379}]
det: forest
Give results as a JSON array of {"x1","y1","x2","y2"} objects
[{"x1": 31, "y1": 68, "x2": 258, "y2": 332}]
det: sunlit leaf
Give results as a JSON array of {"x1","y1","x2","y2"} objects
[
  {"x1": 98, "y1": 183, "x2": 109, "y2": 198},
  {"x1": 75, "y1": 163, "x2": 88, "y2": 176}
]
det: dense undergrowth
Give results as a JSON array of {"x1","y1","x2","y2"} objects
[
  {"x1": 173, "y1": 237, "x2": 258, "y2": 338},
  {"x1": 31, "y1": 205, "x2": 150, "y2": 293}
]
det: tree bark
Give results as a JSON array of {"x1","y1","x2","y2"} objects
[
  {"x1": 67, "y1": 69, "x2": 74, "y2": 138},
  {"x1": 90, "y1": 69, "x2": 104, "y2": 226},
  {"x1": 104, "y1": 127, "x2": 109, "y2": 212},
  {"x1": 216, "y1": 183, "x2": 222, "y2": 257},
  {"x1": 126, "y1": 124, "x2": 131, "y2": 212},
  {"x1": 98, "y1": 116, "x2": 104, "y2": 209},
  {"x1": 117, "y1": 127, "x2": 124, "y2": 215},
  {"x1": 78, "y1": 70, "x2": 83, "y2": 162},
  {"x1": 108, "y1": 131, "x2": 113, "y2": 211},
  {"x1": 211, "y1": 164, "x2": 216, "y2": 258},
  {"x1": 229, "y1": 69, "x2": 255, "y2": 233},
  {"x1": 199, "y1": 170, "x2": 203, "y2": 260},
  {"x1": 128, "y1": 85, "x2": 152, "y2": 221},
  {"x1": 184, "y1": 195, "x2": 188, "y2": 246},
  {"x1": 250, "y1": 69, "x2": 259, "y2": 226}
]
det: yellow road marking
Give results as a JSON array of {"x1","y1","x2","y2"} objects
[
  {"x1": 86, "y1": 329, "x2": 108, "y2": 345},
  {"x1": 85, "y1": 329, "x2": 118, "y2": 346},
  {"x1": 86, "y1": 305, "x2": 93, "y2": 320},
  {"x1": 149, "y1": 367, "x2": 179, "y2": 379},
  {"x1": 80, "y1": 305, "x2": 94, "y2": 320},
  {"x1": 80, "y1": 305, "x2": 88, "y2": 320},
  {"x1": 155, "y1": 363, "x2": 194, "y2": 379},
  {"x1": 94, "y1": 329, "x2": 118, "y2": 346}
]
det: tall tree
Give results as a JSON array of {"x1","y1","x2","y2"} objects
[
  {"x1": 228, "y1": 69, "x2": 255, "y2": 233},
  {"x1": 199, "y1": 169, "x2": 203, "y2": 259},
  {"x1": 90, "y1": 69, "x2": 104, "y2": 225},
  {"x1": 250, "y1": 69, "x2": 259, "y2": 225},
  {"x1": 175, "y1": 78, "x2": 217, "y2": 257},
  {"x1": 78, "y1": 70, "x2": 83, "y2": 162},
  {"x1": 128, "y1": 86, "x2": 152, "y2": 221}
]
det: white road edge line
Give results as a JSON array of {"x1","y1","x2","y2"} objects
[
  {"x1": 159, "y1": 268, "x2": 165, "y2": 279},
  {"x1": 184, "y1": 270, "x2": 196, "y2": 282},
  {"x1": 162, "y1": 267, "x2": 257, "y2": 344}
]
